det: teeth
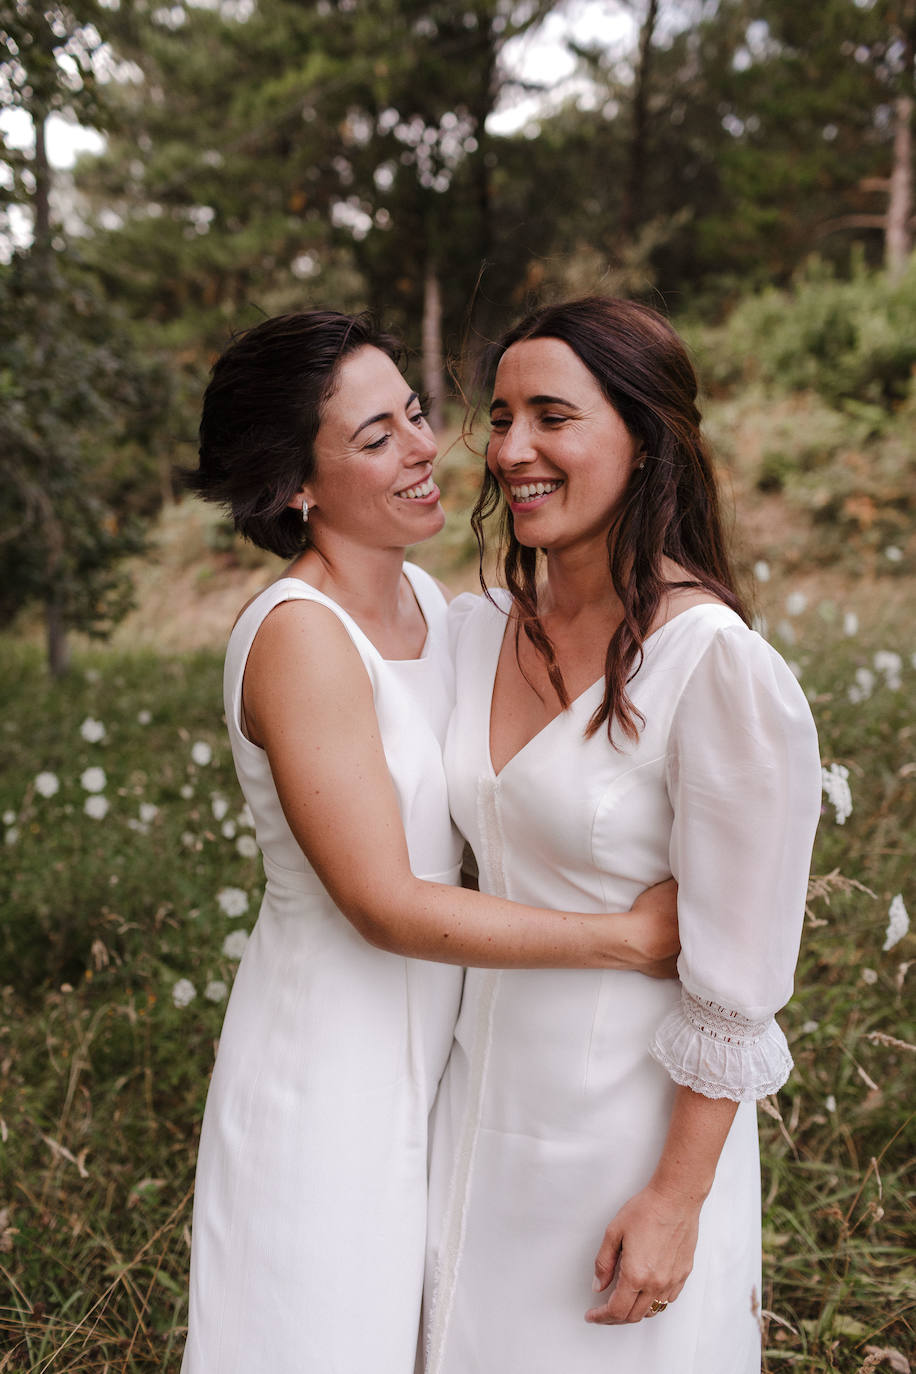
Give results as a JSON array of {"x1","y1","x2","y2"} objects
[
  {"x1": 510, "y1": 480, "x2": 563, "y2": 501},
  {"x1": 398, "y1": 476, "x2": 435, "y2": 499}
]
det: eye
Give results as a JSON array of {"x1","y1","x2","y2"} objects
[
  {"x1": 540, "y1": 413, "x2": 569, "y2": 426},
  {"x1": 408, "y1": 408, "x2": 429, "y2": 427},
  {"x1": 363, "y1": 434, "x2": 390, "y2": 452},
  {"x1": 489, "y1": 415, "x2": 510, "y2": 433}
]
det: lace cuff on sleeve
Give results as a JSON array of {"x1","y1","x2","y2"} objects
[{"x1": 649, "y1": 987, "x2": 794, "y2": 1102}]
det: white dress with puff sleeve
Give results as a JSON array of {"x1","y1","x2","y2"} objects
[{"x1": 424, "y1": 595, "x2": 821, "y2": 1374}]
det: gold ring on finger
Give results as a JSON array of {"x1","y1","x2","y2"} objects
[{"x1": 648, "y1": 1299, "x2": 668, "y2": 1315}]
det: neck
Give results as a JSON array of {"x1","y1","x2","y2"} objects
[
  {"x1": 290, "y1": 531, "x2": 408, "y2": 625},
  {"x1": 538, "y1": 537, "x2": 620, "y2": 622}
]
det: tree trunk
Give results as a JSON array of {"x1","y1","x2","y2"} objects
[
  {"x1": 46, "y1": 589, "x2": 71, "y2": 678},
  {"x1": 886, "y1": 95, "x2": 913, "y2": 280},
  {"x1": 621, "y1": 0, "x2": 659, "y2": 241},
  {"x1": 422, "y1": 256, "x2": 445, "y2": 433}
]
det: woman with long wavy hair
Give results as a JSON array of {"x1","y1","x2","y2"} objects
[{"x1": 424, "y1": 297, "x2": 821, "y2": 1373}]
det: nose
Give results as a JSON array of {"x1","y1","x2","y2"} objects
[{"x1": 492, "y1": 419, "x2": 535, "y2": 469}]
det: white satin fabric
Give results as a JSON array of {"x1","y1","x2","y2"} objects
[
  {"x1": 424, "y1": 594, "x2": 821, "y2": 1374},
  {"x1": 182, "y1": 563, "x2": 463, "y2": 1374}
]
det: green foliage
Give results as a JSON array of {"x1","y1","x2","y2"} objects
[{"x1": 0, "y1": 596, "x2": 913, "y2": 1370}]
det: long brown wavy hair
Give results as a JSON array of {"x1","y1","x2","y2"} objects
[{"x1": 470, "y1": 296, "x2": 750, "y2": 742}]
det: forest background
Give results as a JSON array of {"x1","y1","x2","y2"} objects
[{"x1": 1, "y1": 1, "x2": 915, "y2": 1371}]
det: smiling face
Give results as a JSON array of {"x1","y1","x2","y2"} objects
[
  {"x1": 487, "y1": 337, "x2": 640, "y2": 555},
  {"x1": 298, "y1": 345, "x2": 442, "y2": 550}
]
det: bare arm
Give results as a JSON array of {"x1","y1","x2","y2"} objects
[
  {"x1": 244, "y1": 599, "x2": 677, "y2": 972},
  {"x1": 586, "y1": 1088, "x2": 739, "y2": 1324}
]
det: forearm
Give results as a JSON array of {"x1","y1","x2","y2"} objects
[
  {"x1": 648, "y1": 1085, "x2": 739, "y2": 1206},
  {"x1": 342, "y1": 874, "x2": 650, "y2": 971}
]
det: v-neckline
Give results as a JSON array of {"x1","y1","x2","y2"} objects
[{"x1": 485, "y1": 599, "x2": 729, "y2": 779}]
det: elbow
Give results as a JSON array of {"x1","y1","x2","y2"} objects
[{"x1": 335, "y1": 885, "x2": 416, "y2": 955}]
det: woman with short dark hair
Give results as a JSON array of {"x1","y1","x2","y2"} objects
[
  {"x1": 424, "y1": 297, "x2": 821, "y2": 1374},
  {"x1": 180, "y1": 308, "x2": 677, "y2": 1374}
]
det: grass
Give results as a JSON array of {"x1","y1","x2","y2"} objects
[{"x1": 0, "y1": 589, "x2": 914, "y2": 1372}]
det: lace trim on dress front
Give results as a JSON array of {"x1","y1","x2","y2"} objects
[{"x1": 649, "y1": 987, "x2": 794, "y2": 1103}]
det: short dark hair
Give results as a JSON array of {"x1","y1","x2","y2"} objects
[
  {"x1": 472, "y1": 296, "x2": 749, "y2": 741},
  {"x1": 185, "y1": 310, "x2": 405, "y2": 557}
]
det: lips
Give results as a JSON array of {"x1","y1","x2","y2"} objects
[{"x1": 396, "y1": 475, "x2": 437, "y2": 500}]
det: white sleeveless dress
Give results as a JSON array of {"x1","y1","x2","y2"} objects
[
  {"x1": 182, "y1": 563, "x2": 464, "y2": 1374},
  {"x1": 424, "y1": 595, "x2": 822, "y2": 1374}
]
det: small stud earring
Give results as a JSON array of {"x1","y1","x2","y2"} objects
[
  {"x1": 301, "y1": 500, "x2": 309, "y2": 523},
  {"x1": 636, "y1": 458, "x2": 646, "y2": 470}
]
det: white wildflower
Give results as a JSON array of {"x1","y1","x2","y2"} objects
[
  {"x1": 127, "y1": 818, "x2": 148, "y2": 834},
  {"x1": 139, "y1": 803, "x2": 159, "y2": 824},
  {"x1": 237, "y1": 803, "x2": 254, "y2": 829},
  {"x1": 884, "y1": 545, "x2": 903, "y2": 563},
  {"x1": 221, "y1": 820, "x2": 237, "y2": 839},
  {"x1": 80, "y1": 717, "x2": 106, "y2": 743},
  {"x1": 853, "y1": 667, "x2": 876, "y2": 699},
  {"x1": 860, "y1": 968, "x2": 878, "y2": 985},
  {"x1": 802, "y1": 1020, "x2": 819, "y2": 1034},
  {"x1": 873, "y1": 650, "x2": 902, "y2": 690},
  {"x1": 842, "y1": 611, "x2": 859, "y2": 637},
  {"x1": 181, "y1": 831, "x2": 197, "y2": 848},
  {"x1": 883, "y1": 894, "x2": 909, "y2": 953},
  {"x1": 204, "y1": 979, "x2": 228, "y2": 1003},
  {"x1": 236, "y1": 834, "x2": 258, "y2": 859},
  {"x1": 84, "y1": 795, "x2": 110, "y2": 820},
  {"x1": 776, "y1": 619, "x2": 796, "y2": 645},
  {"x1": 2, "y1": 810, "x2": 15, "y2": 825},
  {"x1": 821, "y1": 763, "x2": 852, "y2": 825},
  {"x1": 825, "y1": 1095, "x2": 837, "y2": 1113},
  {"x1": 753, "y1": 560, "x2": 771, "y2": 583},
  {"x1": 171, "y1": 978, "x2": 197, "y2": 1009},
  {"x1": 785, "y1": 591, "x2": 807, "y2": 617},
  {"x1": 211, "y1": 795, "x2": 229, "y2": 822},
  {"x1": 217, "y1": 886, "x2": 249, "y2": 918},
  {"x1": 34, "y1": 771, "x2": 60, "y2": 798},
  {"x1": 191, "y1": 741, "x2": 212, "y2": 767},
  {"x1": 137, "y1": 709, "x2": 152, "y2": 725},
  {"x1": 222, "y1": 929, "x2": 249, "y2": 960},
  {"x1": 180, "y1": 784, "x2": 194, "y2": 800},
  {"x1": 80, "y1": 766, "x2": 106, "y2": 794},
  {"x1": 5, "y1": 826, "x2": 20, "y2": 845}
]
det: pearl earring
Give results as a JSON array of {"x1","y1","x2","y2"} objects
[{"x1": 301, "y1": 500, "x2": 309, "y2": 523}]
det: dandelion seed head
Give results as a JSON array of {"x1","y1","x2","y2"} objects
[
  {"x1": 236, "y1": 834, "x2": 258, "y2": 859},
  {"x1": 191, "y1": 741, "x2": 213, "y2": 767},
  {"x1": 35, "y1": 771, "x2": 60, "y2": 798},
  {"x1": 883, "y1": 894, "x2": 909, "y2": 952},
  {"x1": 221, "y1": 820, "x2": 237, "y2": 839},
  {"x1": 80, "y1": 717, "x2": 106, "y2": 743},
  {"x1": 821, "y1": 763, "x2": 852, "y2": 825},
  {"x1": 211, "y1": 796, "x2": 229, "y2": 821},
  {"x1": 84, "y1": 795, "x2": 110, "y2": 820},
  {"x1": 217, "y1": 886, "x2": 249, "y2": 918},
  {"x1": 861, "y1": 968, "x2": 878, "y2": 985},
  {"x1": 204, "y1": 979, "x2": 228, "y2": 1003},
  {"x1": 172, "y1": 978, "x2": 196, "y2": 1009},
  {"x1": 139, "y1": 803, "x2": 159, "y2": 824},
  {"x1": 753, "y1": 560, "x2": 771, "y2": 583},
  {"x1": 222, "y1": 929, "x2": 249, "y2": 960},
  {"x1": 80, "y1": 766, "x2": 106, "y2": 794}
]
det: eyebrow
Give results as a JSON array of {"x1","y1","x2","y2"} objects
[
  {"x1": 349, "y1": 391, "x2": 419, "y2": 442},
  {"x1": 489, "y1": 393, "x2": 576, "y2": 415}
]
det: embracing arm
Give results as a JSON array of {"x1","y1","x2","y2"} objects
[{"x1": 244, "y1": 599, "x2": 676, "y2": 972}]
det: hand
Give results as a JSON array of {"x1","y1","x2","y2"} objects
[
  {"x1": 584, "y1": 1183, "x2": 700, "y2": 1325},
  {"x1": 626, "y1": 879, "x2": 680, "y2": 977}
]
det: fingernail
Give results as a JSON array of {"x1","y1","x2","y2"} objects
[{"x1": 592, "y1": 1276, "x2": 602, "y2": 1292}]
